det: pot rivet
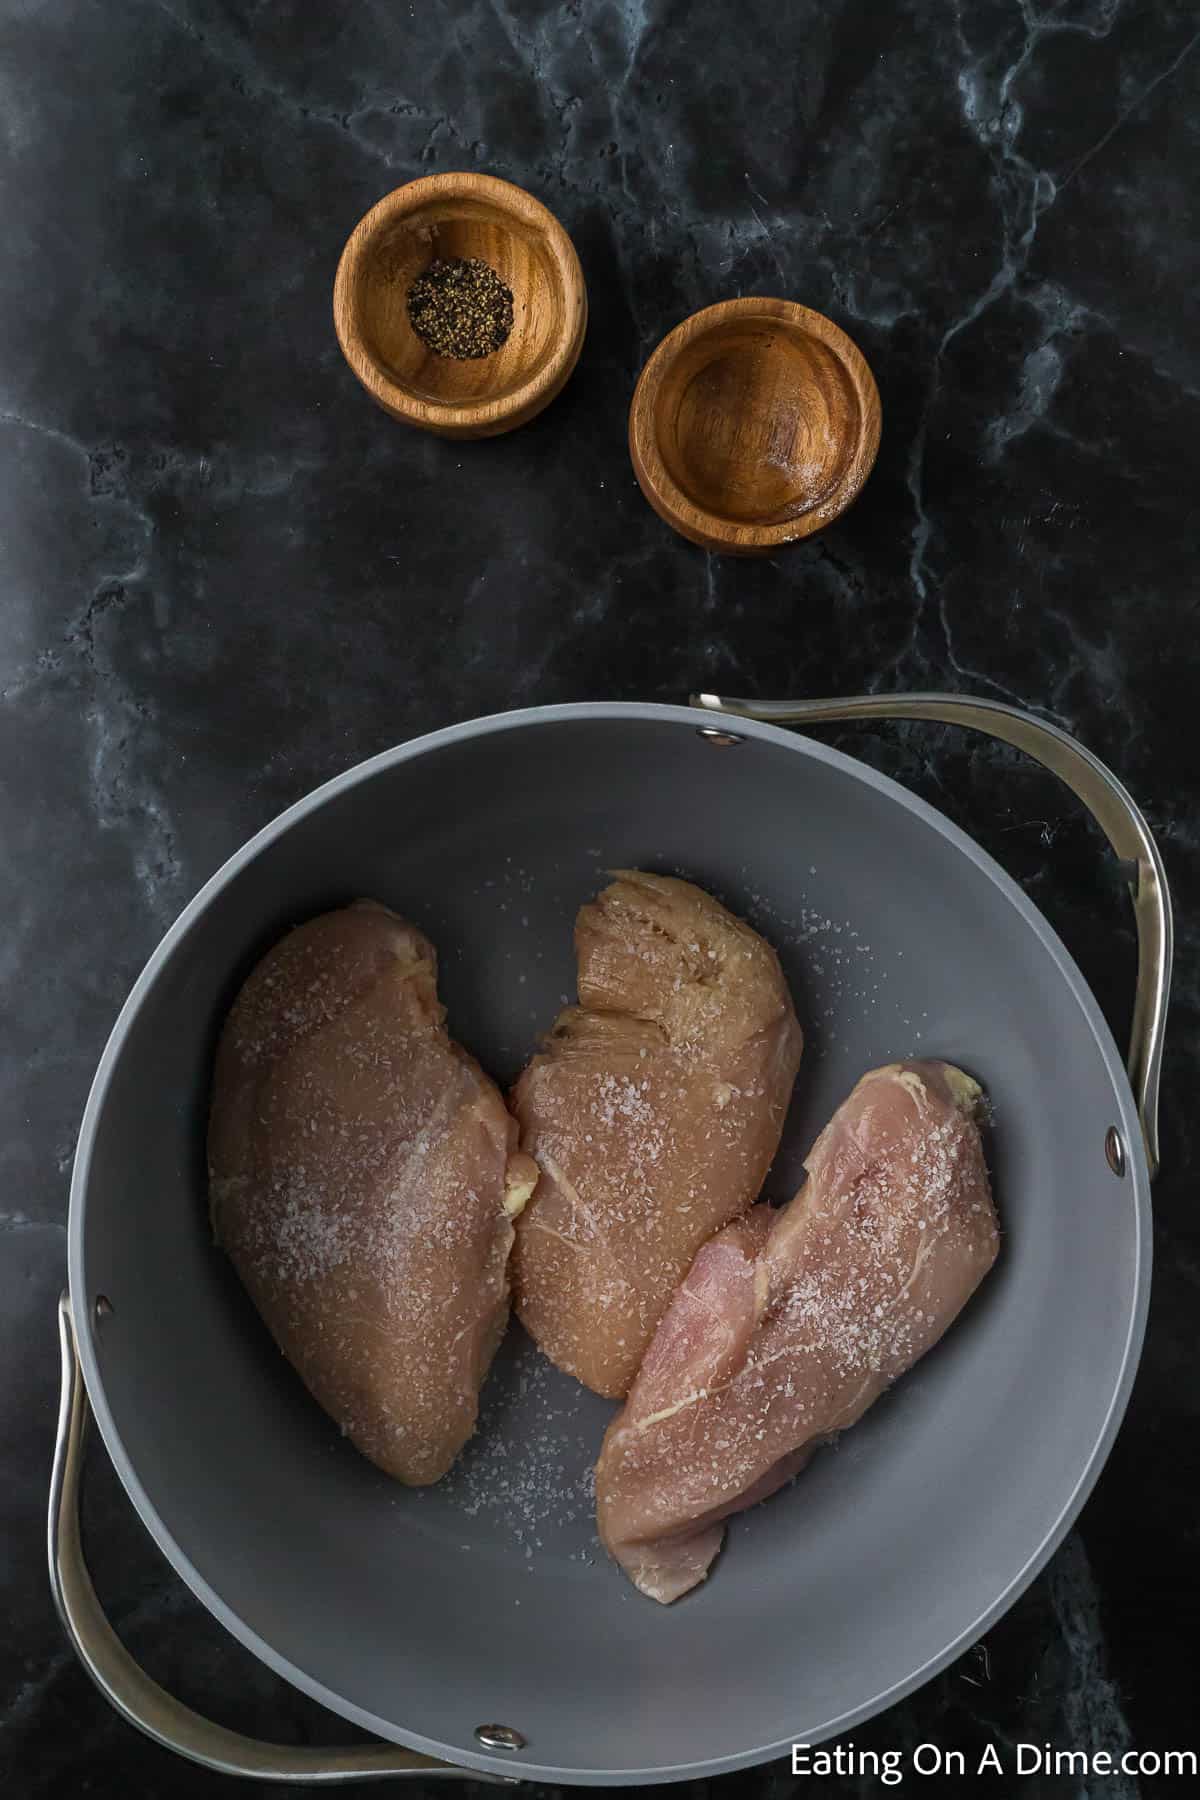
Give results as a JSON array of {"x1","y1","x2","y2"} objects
[
  {"x1": 94, "y1": 1294, "x2": 114, "y2": 1325},
  {"x1": 475, "y1": 1724, "x2": 527, "y2": 1751},
  {"x1": 1105, "y1": 1127, "x2": 1126, "y2": 1178},
  {"x1": 696, "y1": 726, "x2": 744, "y2": 747}
]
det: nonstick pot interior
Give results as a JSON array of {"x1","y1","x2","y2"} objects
[{"x1": 70, "y1": 704, "x2": 1148, "y2": 1783}]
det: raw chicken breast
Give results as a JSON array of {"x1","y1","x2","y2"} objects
[
  {"x1": 511, "y1": 871, "x2": 803, "y2": 1398},
  {"x1": 596, "y1": 1060, "x2": 998, "y2": 1600},
  {"x1": 208, "y1": 901, "x2": 538, "y2": 1485}
]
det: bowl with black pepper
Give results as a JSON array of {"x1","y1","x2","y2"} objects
[{"x1": 334, "y1": 172, "x2": 587, "y2": 439}]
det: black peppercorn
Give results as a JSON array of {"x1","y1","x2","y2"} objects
[{"x1": 406, "y1": 257, "x2": 515, "y2": 360}]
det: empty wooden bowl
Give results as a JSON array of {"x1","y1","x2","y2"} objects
[
  {"x1": 629, "y1": 298, "x2": 881, "y2": 553},
  {"x1": 333, "y1": 172, "x2": 587, "y2": 439}
]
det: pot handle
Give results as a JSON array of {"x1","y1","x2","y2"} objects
[
  {"x1": 691, "y1": 690, "x2": 1171, "y2": 1178},
  {"x1": 48, "y1": 1294, "x2": 513, "y2": 1786}
]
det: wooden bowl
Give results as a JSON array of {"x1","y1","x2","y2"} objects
[
  {"x1": 629, "y1": 298, "x2": 881, "y2": 553},
  {"x1": 333, "y1": 173, "x2": 587, "y2": 440}
]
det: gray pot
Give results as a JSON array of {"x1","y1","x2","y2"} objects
[{"x1": 51, "y1": 693, "x2": 1170, "y2": 1787}]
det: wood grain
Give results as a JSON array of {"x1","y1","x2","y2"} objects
[
  {"x1": 334, "y1": 172, "x2": 587, "y2": 440},
  {"x1": 628, "y1": 298, "x2": 881, "y2": 554}
]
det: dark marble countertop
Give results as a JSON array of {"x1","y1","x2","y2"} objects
[{"x1": 3, "y1": 2, "x2": 1197, "y2": 1795}]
